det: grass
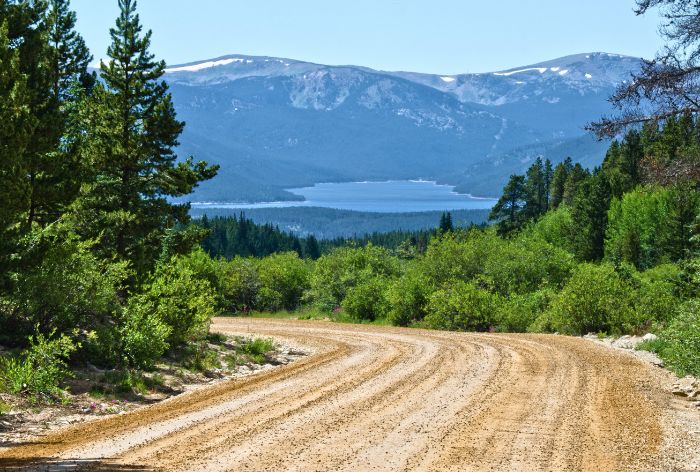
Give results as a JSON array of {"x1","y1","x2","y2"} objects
[
  {"x1": 0, "y1": 399, "x2": 11, "y2": 415},
  {"x1": 101, "y1": 370, "x2": 150, "y2": 395},
  {"x1": 234, "y1": 337, "x2": 275, "y2": 364}
]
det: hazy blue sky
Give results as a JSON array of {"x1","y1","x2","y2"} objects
[{"x1": 71, "y1": 0, "x2": 663, "y2": 74}]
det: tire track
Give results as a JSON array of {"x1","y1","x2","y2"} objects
[{"x1": 0, "y1": 318, "x2": 696, "y2": 472}]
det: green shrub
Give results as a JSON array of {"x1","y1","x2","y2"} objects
[
  {"x1": 652, "y1": 300, "x2": 700, "y2": 377},
  {"x1": 483, "y1": 236, "x2": 574, "y2": 295},
  {"x1": 236, "y1": 337, "x2": 275, "y2": 364},
  {"x1": 256, "y1": 252, "x2": 310, "y2": 311},
  {"x1": 310, "y1": 245, "x2": 400, "y2": 311},
  {"x1": 420, "y1": 231, "x2": 495, "y2": 287},
  {"x1": 10, "y1": 227, "x2": 127, "y2": 336},
  {"x1": 633, "y1": 264, "x2": 681, "y2": 326},
  {"x1": 546, "y1": 263, "x2": 637, "y2": 335},
  {"x1": 118, "y1": 303, "x2": 171, "y2": 370},
  {"x1": 424, "y1": 281, "x2": 498, "y2": 332},
  {"x1": 526, "y1": 207, "x2": 574, "y2": 253},
  {"x1": 217, "y1": 257, "x2": 260, "y2": 313},
  {"x1": 139, "y1": 254, "x2": 218, "y2": 346},
  {"x1": 605, "y1": 187, "x2": 699, "y2": 269},
  {"x1": 386, "y1": 268, "x2": 432, "y2": 326},
  {"x1": 0, "y1": 329, "x2": 77, "y2": 398},
  {"x1": 496, "y1": 289, "x2": 554, "y2": 333},
  {"x1": 256, "y1": 287, "x2": 284, "y2": 312},
  {"x1": 342, "y1": 276, "x2": 388, "y2": 321}
]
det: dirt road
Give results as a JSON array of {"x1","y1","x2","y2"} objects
[{"x1": 1, "y1": 318, "x2": 699, "y2": 471}]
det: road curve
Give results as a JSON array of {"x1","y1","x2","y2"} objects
[{"x1": 1, "y1": 318, "x2": 698, "y2": 471}]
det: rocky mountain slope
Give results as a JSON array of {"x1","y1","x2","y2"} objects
[{"x1": 164, "y1": 53, "x2": 639, "y2": 202}]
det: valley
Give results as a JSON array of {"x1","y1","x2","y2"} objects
[{"x1": 167, "y1": 52, "x2": 635, "y2": 204}]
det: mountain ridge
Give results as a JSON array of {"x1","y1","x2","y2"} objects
[{"x1": 152, "y1": 52, "x2": 639, "y2": 202}]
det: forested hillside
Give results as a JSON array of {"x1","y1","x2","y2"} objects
[{"x1": 0, "y1": 0, "x2": 220, "y2": 396}]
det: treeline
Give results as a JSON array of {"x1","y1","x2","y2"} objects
[
  {"x1": 198, "y1": 212, "x2": 466, "y2": 260},
  {"x1": 199, "y1": 214, "x2": 314, "y2": 259},
  {"x1": 190, "y1": 206, "x2": 490, "y2": 240},
  {"x1": 0, "y1": 0, "x2": 220, "y2": 397}
]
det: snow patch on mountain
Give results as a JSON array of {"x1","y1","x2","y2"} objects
[
  {"x1": 166, "y1": 58, "x2": 245, "y2": 73},
  {"x1": 493, "y1": 67, "x2": 548, "y2": 76}
]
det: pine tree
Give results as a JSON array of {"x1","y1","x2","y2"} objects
[
  {"x1": 543, "y1": 158, "x2": 554, "y2": 211},
  {"x1": 550, "y1": 157, "x2": 573, "y2": 209},
  {"x1": 439, "y1": 212, "x2": 454, "y2": 233},
  {"x1": 0, "y1": 15, "x2": 32, "y2": 288},
  {"x1": 489, "y1": 174, "x2": 527, "y2": 235},
  {"x1": 72, "y1": 0, "x2": 218, "y2": 276},
  {"x1": 570, "y1": 171, "x2": 611, "y2": 261},
  {"x1": 562, "y1": 163, "x2": 589, "y2": 207},
  {"x1": 25, "y1": 0, "x2": 94, "y2": 227},
  {"x1": 304, "y1": 235, "x2": 320, "y2": 259},
  {"x1": 524, "y1": 157, "x2": 547, "y2": 219}
]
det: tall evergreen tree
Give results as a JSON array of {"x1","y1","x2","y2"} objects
[
  {"x1": 72, "y1": 0, "x2": 217, "y2": 276},
  {"x1": 524, "y1": 157, "x2": 547, "y2": 219},
  {"x1": 25, "y1": 0, "x2": 93, "y2": 227},
  {"x1": 550, "y1": 157, "x2": 573, "y2": 209},
  {"x1": 570, "y1": 171, "x2": 611, "y2": 261},
  {"x1": 562, "y1": 163, "x2": 589, "y2": 207},
  {"x1": 603, "y1": 130, "x2": 644, "y2": 199},
  {"x1": 439, "y1": 212, "x2": 454, "y2": 233},
  {"x1": 543, "y1": 158, "x2": 554, "y2": 211},
  {"x1": 489, "y1": 174, "x2": 527, "y2": 235},
  {"x1": 0, "y1": 14, "x2": 32, "y2": 288},
  {"x1": 304, "y1": 235, "x2": 321, "y2": 260}
]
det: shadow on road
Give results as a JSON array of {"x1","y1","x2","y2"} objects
[{"x1": 0, "y1": 458, "x2": 154, "y2": 471}]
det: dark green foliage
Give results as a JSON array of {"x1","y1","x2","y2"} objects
[
  {"x1": 562, "y1": 163, "x2": 589, "y2": 207},
  {"x1": 603, "y1": 131, "x2": 643, "y2": 199},
  {"x1": 605, "y1": 187, "x2": 700, "y2": 269},
  {"x1": 550, "y1": 157, "x2": 573, "y2": 209},
  {"x1": 569, "y1": 170, "x2": 611, "y2": 261},
  {"x1": 645, "y1": 299, "x2": 700, "y2": 377},
  {"x1": 439, "y1": 212, "x2": 454, "y2": 233},
  {"x1": 199, "y1": 214, "x2": 306, "y2": 259},
  {"x1": 71, "y1": 0, "x2": 217, "y2": 277},
  {"x1": 524, "y1": 157, "x2": 549, "y2": 219},
  {"x1": 0, "y1": 14, "x2": 31, "y2": 288},
  {"x1": 256, "y1": 252, "x2": 310, "y2": 311},
  {"x1": 547, "y1": 263, "x2": 638, "y2": 335},
  {"x1": 424, "y1": 281, "x2": 498, "y2": 332},
  {"x1": 489, "y1": 174, "x2": 527, "y2": 235}
]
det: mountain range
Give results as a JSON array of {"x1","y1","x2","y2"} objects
[{"x1": 163, "y1": 52, "x2": 640, "y2": 202}]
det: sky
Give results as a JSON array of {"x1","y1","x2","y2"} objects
[{"x1": 71, "y1": 0, "x2": 664, "y2": 75}]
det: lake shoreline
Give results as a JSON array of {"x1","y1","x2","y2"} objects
[{"x1": 190, "y1": 180, "x2": 498, "y2": 213}]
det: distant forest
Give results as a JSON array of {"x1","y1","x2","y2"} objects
[
  {"x1": 197, "y1": 212, "x2": 466, "y2": 260},
  {"x1": 190, "y1": 207, "x2": 490, "y2": 239}
]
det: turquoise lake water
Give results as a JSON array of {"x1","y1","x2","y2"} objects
[{"x1": 191, "y1": 180, "x2": 497, "y2": 213}]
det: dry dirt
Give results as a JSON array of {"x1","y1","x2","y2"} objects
[{"x1": 1, "y1": 318, "x2": 699, "y2": 471}]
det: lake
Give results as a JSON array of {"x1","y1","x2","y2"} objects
[{"x1": 191, "y1": 180, "x2": 497, "y2": 213}]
